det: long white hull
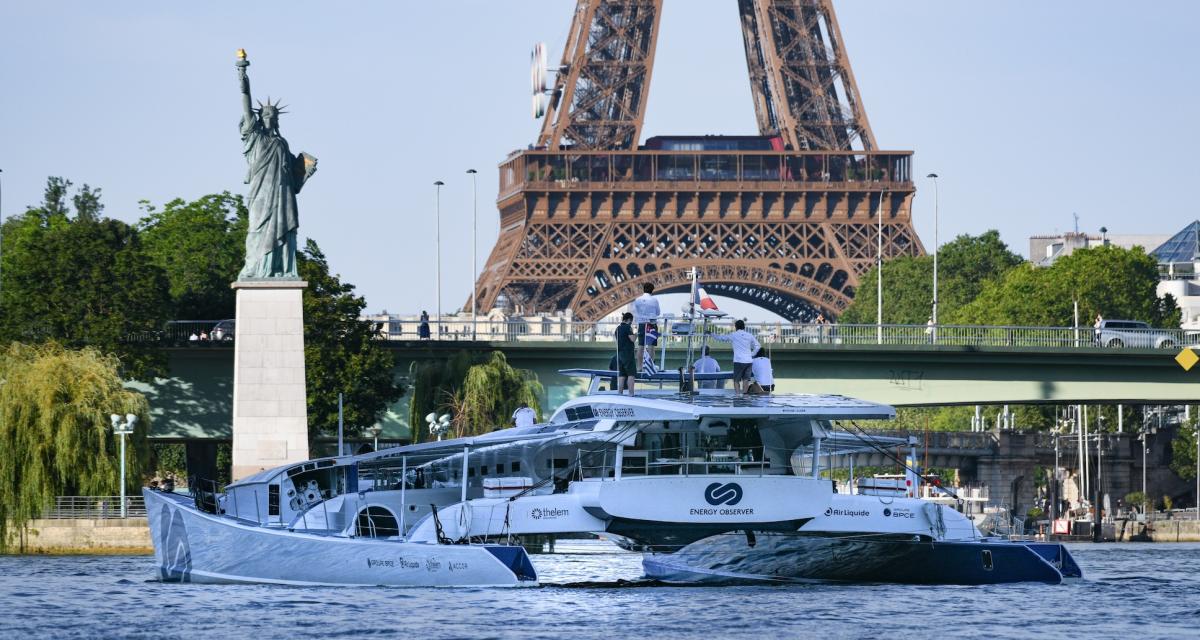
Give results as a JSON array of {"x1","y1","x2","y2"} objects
[{"x1": 143, "y1": 489, "x2": 537, "y2": 587}]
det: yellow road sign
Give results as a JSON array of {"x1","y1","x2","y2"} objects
[{"x1": 1176, "y1": 347, "x2": 1199, "y2": 371}]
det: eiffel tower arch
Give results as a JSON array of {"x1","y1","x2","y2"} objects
[{"x1": 473, "y1": 0, "x2": 923, "y2": 322}]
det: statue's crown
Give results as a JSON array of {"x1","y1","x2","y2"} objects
[{"x1": 255, "y1": 97, "x2": 288, "y2": 116}]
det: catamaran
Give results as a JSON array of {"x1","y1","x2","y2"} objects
[{"x1": 146, "y1": 271, "x2": 1080, "y2": 586}]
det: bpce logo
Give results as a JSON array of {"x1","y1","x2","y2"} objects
[{"x1": 704, "y1": 482, "x2": 744, "y2": 506}]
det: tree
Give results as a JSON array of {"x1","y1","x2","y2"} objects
[
  {"x1": 138, "y1": 193, "x2": 247, "y2": 320},
  {"x1": 408, "y1": 351, "x2": 476, "y2": 443},
  {"x1": 458, "y1": 352, "x2": 544, "y2": 436},
  {"x1": 0, "y1": 342, "x2": 151, "y2": 551},
  {"x1": 0, "y1": 178, "x2": 171, "y2": 378},
  {"x1": 1171, "y1": 422, "x2": 1197, "y2": 482},
  {"x1": 840, "y1": 231, "x2": 1023, "y2": 324},
  {"x1": 955, "y1": 245, "x2": 1178, "y2": 327},
  {"x1": 298, "y1": 239, "x2": 403, "y2": 444}
]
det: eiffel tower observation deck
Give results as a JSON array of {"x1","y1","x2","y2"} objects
[{"x1": 474, "y1": 0, "x2": 923, "y2": 322}]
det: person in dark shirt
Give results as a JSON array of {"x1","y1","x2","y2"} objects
[{"x1": 615, "y1": 312, "x2": 637, "y2": 395}]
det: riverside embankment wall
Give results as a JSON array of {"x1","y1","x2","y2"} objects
[
  {"x1": 4, "y1": 518, "x2": 152, "y2": 554},
  {"x1": 1115, "y1": 518, "x2": 1200, "y2": 542}
]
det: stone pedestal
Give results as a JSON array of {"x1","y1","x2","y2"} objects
[{"x1": 231, "y1": 280, "x2": 309, "y2": 481}]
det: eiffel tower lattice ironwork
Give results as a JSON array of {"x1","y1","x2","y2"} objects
[{"x1": 473, "y1": 0, "x2": 922, "y2": 322}]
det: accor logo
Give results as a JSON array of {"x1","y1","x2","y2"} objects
[{"x1": 704, "y1": 482, "x2": 744, "y2": 506}]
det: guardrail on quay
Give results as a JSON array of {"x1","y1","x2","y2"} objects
[{"x1": 42, "y1": 496, "x2": 147, "y2": 519}]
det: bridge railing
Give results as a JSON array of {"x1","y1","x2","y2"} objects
[
  {"x1": 137, "y1": 317, "x2": 1193, "y2": 350},
  {"x1": 374, "y1": 319, "x2": 1194, "y2": 351}
]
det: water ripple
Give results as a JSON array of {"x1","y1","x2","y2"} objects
[{"x1": 1, "y1": 542, "x2": 1198, "y2": 639}]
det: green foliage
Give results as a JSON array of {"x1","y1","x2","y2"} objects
[
  {"x1": 138, "y1": 193, "x2": 247, "y2": 319},
  {"x1": 408, "y1": 352, "x2": 477, "y2": 443},
  {"x1": 0, "y1": 177, "x2": 172, "y2": 379},
  {"x1": 954, "y1": 245, "x2": 1178, "y2": 327},
  {"x1": 1124, "y1": 491, "x2": 1148, "y2": 511},
  {"x1": 854, "y1": 404, "x2": 1056, "y2": 432},
  {"x1": 458, "y1": 352, "x2": 544, "y2": 437},
  {"x1": 841, "y1": 231, "x2": 1023, "y2": 324},
  {"x1": 298, "y1": 239, "x2": 403, "y2": 443},
  {"x1": 407, "y1": 351, "x2": 544, "y2": 441},
  {"x1": 0, "y1": 343, "x2": 151, "y2": 550},
  {"x1": 1170, "y1": 422, "x2": 1197, "y2": 481},
  {"x1": 152, "y1": 444, "x2": 187, "y2": 480},
  {"x1": 1162, "y1": 494, "x2": 1174, "y2": 512}
]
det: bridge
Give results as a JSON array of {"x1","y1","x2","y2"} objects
[{"x1": 141, "y1": 321, "x2": 1200, "y2": 443}]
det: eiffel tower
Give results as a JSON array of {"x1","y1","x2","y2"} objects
[{"x1": 473, "y1": 0, "x2": 922, "y2": 322}]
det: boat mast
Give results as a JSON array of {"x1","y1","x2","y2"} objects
[{"x1": 684, "y1": 267, "x2": 699, "y2": 390}]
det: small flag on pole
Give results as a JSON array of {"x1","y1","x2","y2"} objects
[{"x1": 694, "y1": 281, "x2": 719, "y2": 311}]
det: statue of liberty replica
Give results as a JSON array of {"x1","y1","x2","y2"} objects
[
  {"x1": 236, "y1": 49, "x2": 317, "y2": 279},
  {"x1": 229, "y1": 50, "x2": 316, "y2": 481}
]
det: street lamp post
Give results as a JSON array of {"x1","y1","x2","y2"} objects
[
  {"x1": 876, "y1": 191, "x2": 884, "y2": 344},
  {"x1": 434, "y1": 180, "x2": 445, "y2": 339},
  {"x1": 926, "y1": 173, "x2": 939, "y2": 343},
  {"x1": 367, "y1": 424, "x2": 383, "y2": 452},
  {"x1": 467, "y1": 169, "x2": 478, "y2": 340},
  {"x1": 109, "y1": 413, "x2": 138, "y2": 518}
]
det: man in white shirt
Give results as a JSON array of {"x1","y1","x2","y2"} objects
[
  {"x1": 750, "y1": 347, "x2": 774, "y2": 393},
  {"x1": 631, "y1": 282, "x2": 661, "y2": 373},
  {"x1": 710, "y1": 319, "x2": 761, "y2": 395},
  {"x1": 512, "y1": 402, "x2": 537, "y2": 428},
  {"x1": 694, "y1": 345, "x2": 722, "y2": 389}
]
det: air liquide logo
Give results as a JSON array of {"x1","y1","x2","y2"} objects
[{"x1": 705, "y1": 482, "x2": 744, "y2": 506}]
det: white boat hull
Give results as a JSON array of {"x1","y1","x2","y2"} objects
[{"x1": 144, "y1": 489, "x2": 537, "y2": 587}]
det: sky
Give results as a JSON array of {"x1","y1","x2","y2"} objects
[{"x1": 2, "y1": 1, "x2": 1199, "y2": 321}]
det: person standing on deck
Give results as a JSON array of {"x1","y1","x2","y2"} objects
[
  {"x1": 615, "y1": 312, "x2": 637, "y2": 396},
  {"x1": 694, "y1": 345, "x2": 722, "y2": 389},
  {"x1": 631, "y1": 283, "x2": 661, "y2": 374},
  {"x1": 709, "y1": 319, "x2": 760, "y2": 395},
  {"x1": 512, "y1": 402, "x2": 536, "y2": 428}
]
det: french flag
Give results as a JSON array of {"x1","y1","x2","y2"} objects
[
  {"x1": 644, "y1": 324, "x2": 660, "y2": 346},
  {"x1": 694, "y1": 283, "x2": 719, "y2": 311}
]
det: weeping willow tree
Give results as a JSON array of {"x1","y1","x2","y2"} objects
[
  {"x1": 457, "y1": 352, "x2": 544, "y2": 437},
  {"x1": 0, "y1": 342, "x2": 151, "y2": 550},
  {"x1": 407, "y1": 351, "x2": 476, "y2": 443}
]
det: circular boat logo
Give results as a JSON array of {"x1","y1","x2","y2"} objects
[
  {"x1": 704, "y1": 482, "x2": 744, "y2": 506},
  {"x1": 158, "y1": 504, "x2": 193, "y2": 582},
  {"x1": 884, "y1": 508, "x2": 892, "y2": 517}
]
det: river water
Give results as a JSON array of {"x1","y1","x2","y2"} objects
[{"x1": 1, "y1": 541, "x2": 1197, "y2": 640}]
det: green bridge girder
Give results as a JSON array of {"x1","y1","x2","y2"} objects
[{"x1": 132, "y1": 342, "x2": 1200, "y2": 441}]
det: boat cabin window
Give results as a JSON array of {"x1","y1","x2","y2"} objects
[{"x1": 617, "y1": 418, "x2": 778, "y2": 476}]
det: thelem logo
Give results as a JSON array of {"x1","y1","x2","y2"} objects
[{"x1": 704, "y1": 482, "x2": 744, "y2": 506}]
